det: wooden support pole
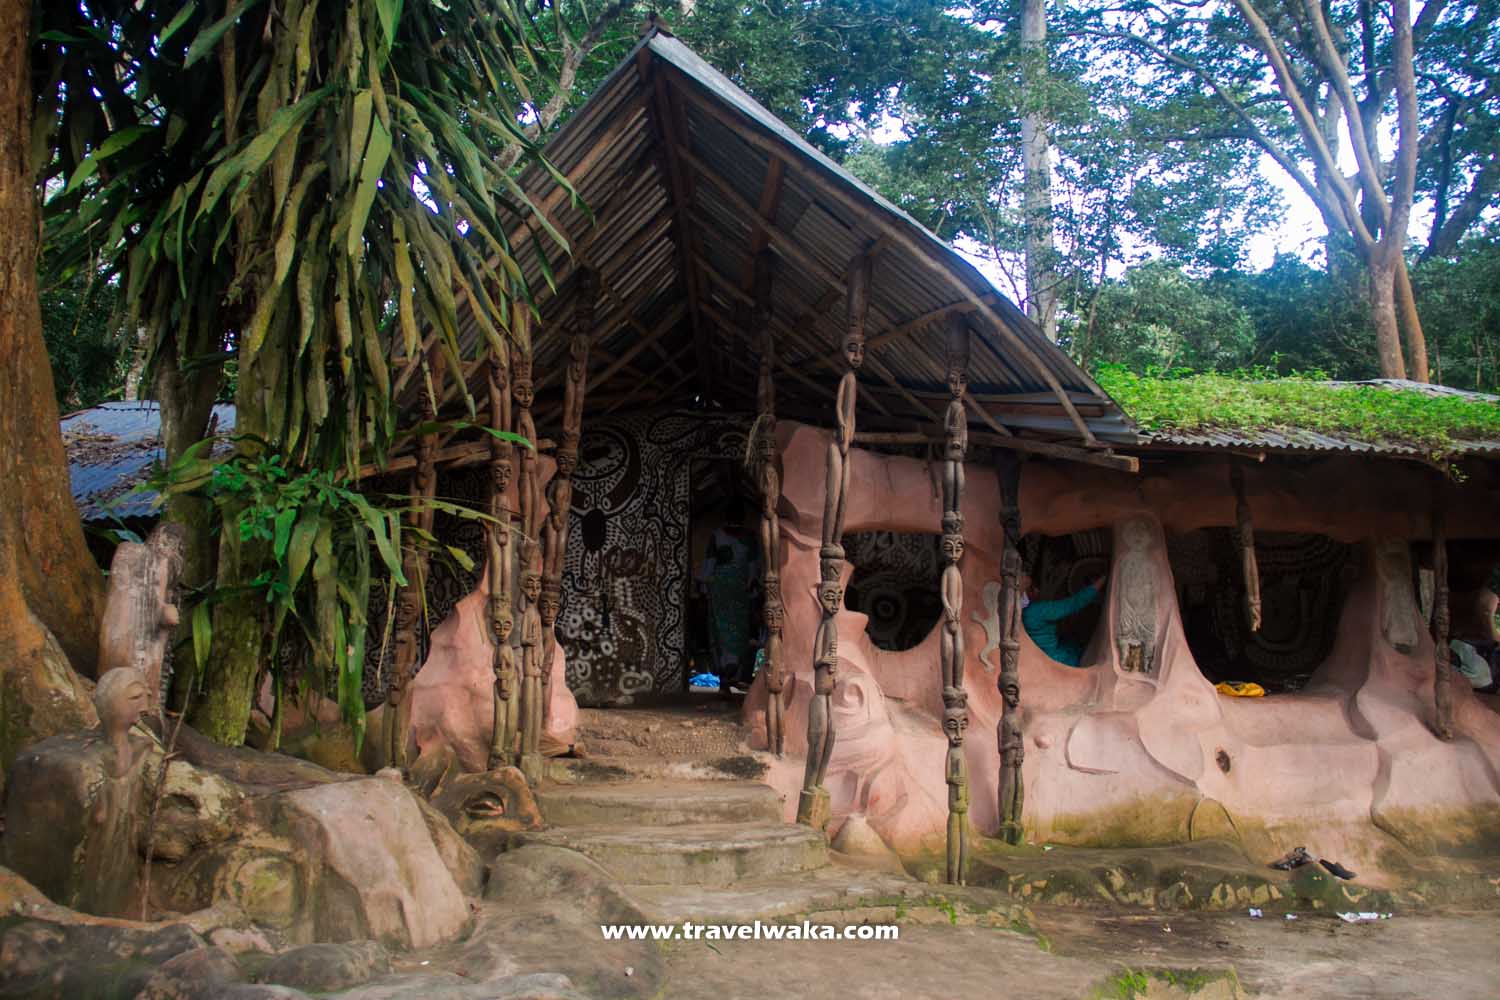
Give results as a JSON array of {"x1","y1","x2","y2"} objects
[
  {"x1": 539, "y1": 269, "x2": 597, "y2": 744},
  {"x1": 798, "y1": 251, "x2": 871, "y2": 831},
  {"x1": 750, "y1": 250, "x2": 787, "y2": 758},
  {"x1": 995, "y1": 451, "x2": 1025, "y2": 845},
  {"x1": 486, "y1": 343, "x2": 519, "y2": 768},
  {"x1": 1432, "y1": 508, "x2": 1455, "y2": 741},
  {"x1": 513, "y1": 303, "x2": 545, "y2": 785},
  {"x1": 939, "y1": 317, "x2": 970, "y2": 884},
  {"x1": 1231, "y1": 463, "x2": 1262, "y2": 632}
]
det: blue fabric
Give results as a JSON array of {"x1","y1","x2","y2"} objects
[
  {"x1": 689, "y1": 672, "x2": 721, "y2": 689},
  {"x1": 1022, "y1": 584, "x2": 1100, "y2": 667}
]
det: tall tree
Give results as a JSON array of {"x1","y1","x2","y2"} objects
[
  {"x1": 1, "y1": 0, "x2": 104, "y2": 774},
  {"x1": 1020, "y1": 0, "x2": 1060, "y2": 341}
]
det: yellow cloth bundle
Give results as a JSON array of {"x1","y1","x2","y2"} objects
[{"x1": 1214, "y1": 681, "x2": 1266, "y2": 697}]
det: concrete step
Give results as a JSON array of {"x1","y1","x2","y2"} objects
[
  {"x1": 535, "y1": 780, "x2": 783, "y2": 828},
  {"x1": 544, "y1": 753, "x2": 770, "y2": 786},
  {"x1": 516, "y1": 821, "x2": 829, "y2": 887},
  {"x1": 622, "y1": 862, "x2": 921, "y2": 924}
]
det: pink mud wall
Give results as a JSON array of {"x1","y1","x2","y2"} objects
[
  {"x1": 744, "y1": 421, "x2": 1500, "y2": 878},
  {"x1": 370, "y1": 452, "x2": 579, "y2": 772}
]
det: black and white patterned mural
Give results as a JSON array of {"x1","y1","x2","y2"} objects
[
  {"x1": 559, "y1": 412, "x2": 747, "y2": 706},
  {"x1": 843, "y1": 531, "x2": 944, "y2": 651}
]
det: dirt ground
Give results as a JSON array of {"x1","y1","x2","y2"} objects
[{"x1": 650, "y1": 906, "x2": 1500, "y2": 1000}]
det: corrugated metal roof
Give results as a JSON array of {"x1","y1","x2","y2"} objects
[
  {"x1": 391, "y1": 28, "x2": 1137, "y2": 455},
  {"x1": 1135, "y1": 381, "x2": 1500, "y2": 458},
  {"x1": 62, "y1": 401, "x2": 236, "y2": 521}
]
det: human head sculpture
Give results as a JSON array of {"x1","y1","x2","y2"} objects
[
  {"x1": 941, "y1": 532, "x2": 965, "y2": 565},
  {"x1": 942, "y1": 694, "x2": 969, "y2": 746},
  {"x1": 489, "y1": 601, "x2": 514, "y2": 645},
  {"x1": 512, "y1": 357, "x2": 534, "y2": 409},
  {"x1": 523, "y1": 569, "x2": 542, "y2": 604},
  {"x1": 394, "y1": 579, "x2": 422, "y2": 629},
  {"x1": 946, "y1": 365, "x2": 967, "y2": 400},
  {"x1": 764, "y1": 594, "x2": 785, "y2": 632},
  {"x1": 842, "y1": 331, "x2": 865, "y2": 371},
  {"x1": 149, "y1": 522, "x2": 187, "y2": 582},
  {"x1": 817, "y1": 579, "x2": 843, "y2": 617},
  {"x1": 539, "y1": 581, "x2": 561, "y2": 623},
  {"x1": 1001, "y1": 676, "x2": 1020, "y2": 709},
  {"x1": 568, "y1": 333, "x2": 589, "y2": 382},
  {"x1": 94, "y1": 667, "x2": 152, "y2": 777},
  {"x1": 555, "y1": 446, "x2": 578, "y2": 479},
  {"x1": 755, "y1": 432, "x2": 776, "y2": 464},
  {"x1": 490, "y1": 455, "x2": 514, "y2": 494}
]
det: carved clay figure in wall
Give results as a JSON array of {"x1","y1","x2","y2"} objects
[
  {"x1": 1376, "y1": 538, "x2": 1421, "y2": 654},
  {"x1": 972, "y1": 580, "x2": 1003, "y2": 674},
  {"x1": 518, "y1": 551, "x2": 544, "y2": 784},
  {"x1": 1116, "y1": 517, "x2": 1159, "y2": 674},
  {"x1": 78, "y1": 666, "x2": 154, "y2": 916},
  {"x1": 94, "y1": 666, "x2": 153, "y2": 779},
  {"x1": 97, "y1": 523, "x2": 186, "y2": 713}
]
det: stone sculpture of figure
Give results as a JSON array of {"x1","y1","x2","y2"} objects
[
  {"x1": 97, "y1": 522, "x2": 186, "y2": 716},
  {"x1": 93, "y1": 667, "x2": 152, "y2": 779},
  {"x1": 996, "y1": 676, "x2": 1025, "y2": 844},
  {"x1": 1115, "y1": 517, "x2": 1158, "y2": 674},
  {"x1": 517, "y1": 552, "x2": 544, "y2": 785},
  {"x1": 1376, "y1": 538, "x2": 1420, "y2": 654},
  {"x1": 942, "y1": 688, "x2": 969, "y2": 885},
  {"x1": 488, "y1": 603, "x2": 518, "y2": 769}
]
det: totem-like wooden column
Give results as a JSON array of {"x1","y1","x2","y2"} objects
[
  {"x1": 1231, "y1": 464, "x2": 1262, "y2": 631},
  {"x1": 995, "y1": 451, "x2": 1025, "y2": 845},
  {"x1": 939, "y1": 318, "x2": 970, "y2": 885},
  {"x1": 1432, "y1": 508, "x2": 1455, "y2": 741},
  {"x1": 797, "y1": 254, "x2": 870, "y2": 830},
  {"x1": 487, "y1": 344, "x2": 519, "y2": 769},
  {"x1": 387, "y1": 359, "x2": 439, "y2": 770},
  {"x1": 540, "y1": 269, "x2": 597, "y2": 731},
  {"x1": 751, "y1": 252, "x2": 786, "y2": 757},
  {"x1": 512, "y1": 302, "x2": 545, "y2": 784}
]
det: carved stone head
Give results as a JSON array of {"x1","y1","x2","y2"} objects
[
  {"x1": 817, "y1": 580, "x2": 842, "y2": 617},
  {"x1": 94, "y1": 667, "x2": 152, "y2": 775},
  {"x1": 842, "y1": 332, "x2": 865, "y2": 370},
  {"x1": 942, "y1": 532, "x2": 965, "y2": 565}
]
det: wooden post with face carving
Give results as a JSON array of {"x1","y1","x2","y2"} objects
[
  {"x1": 1231, "y1": 463, "x2": 1262, "y2": 632},
  {"x1": 940, "y1": 318, "x2": 970, "y2": 884},
  {"x1": 797, "y1": 253, "x2": 869, "y2": 830},
  {"x1": 1432, "y1": 508, "x2": 1455, "y2": 741},
  {"x1": 540, "y1": 269, "x2": 597, "y2": 732},
  {"x1": 750, "y1": 252, "x2": 787, "y2": 756},
  {"x1": 511, "y1": 303, "x2": 543, "y2": 783},
  {"x1": 487, "y1": 344, "x2": 519, "y2": 768},
  {"x1": 995, "y1": 452, "x2": 1025, "y2": 845},
  {"x1": 388, "y1": 356, "x2": 440, "y2": 770}
]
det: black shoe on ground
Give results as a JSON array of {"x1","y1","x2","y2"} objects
[{"x1": 1320, "y1": 858, "x2": 1357, "y2": 880}]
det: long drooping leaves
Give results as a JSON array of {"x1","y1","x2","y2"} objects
[{"x1": 38, "y1": 0, "x2": 570, "y2": 478}]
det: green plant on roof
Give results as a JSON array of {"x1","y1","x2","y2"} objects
[{"x1": 1095, "y1": 365, "x2": 1500, "y2": 456}]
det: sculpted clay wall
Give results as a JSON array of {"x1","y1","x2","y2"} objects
[{"x1": 745, "y1": 422, "x2": 1500, "y2": 877}]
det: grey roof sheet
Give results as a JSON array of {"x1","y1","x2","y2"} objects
[{"x1": 63, "y1": 401, "x2": 236, "y2": 521}]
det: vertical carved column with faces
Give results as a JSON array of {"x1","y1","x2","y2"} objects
[{"x1": 940, "y1": 318, "x2": 970, "y2": 884}]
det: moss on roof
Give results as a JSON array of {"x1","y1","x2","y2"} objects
[{"x1": 1094, "y1": 365, "x2": 1500, "y2": 454}]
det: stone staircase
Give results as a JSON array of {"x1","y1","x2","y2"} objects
[{"x1": 524, "y1": 780, "x2": 830, "y2": 889}]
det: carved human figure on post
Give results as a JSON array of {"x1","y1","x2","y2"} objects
[
  {"x1": 800, "y1": 577, "x2": 841, "y2": 827},
  {"x1": 94, "y1": 667, "x2": 153, "y2": 779},
  {"x1": 942, "y1": 688, "x2": 969, "y2": 885},
  {"x1": 940, "y1": 559, "x2": 964, "y2": 691},
  {"x1": 997, "y1": 676, "x2": 1025, "y2": 843},
  {"x1": 517, "y1": 550, "x2": 544, "y2": 785},
  {"x1": 763, "y1": 586, "x2": 786, "y2": 756},
  {"x1": 488, "y1": 601, "x2": 518, "y2": 769}
]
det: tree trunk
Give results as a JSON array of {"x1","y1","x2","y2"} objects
[
  {"x1": 1368, "y1": 258, "x2": 1407, "y2": 380},
  {"x1": 1394, "y1": 257, "x2": 1429, "y2": 382},
  {"x1": 1020, "y1": 0, "x2": 1058, "y2": 342},
  {"x1": 186, "y1": 507, "x2": 267, "y2": 744},
  {"x1": 1, "y1": 0, "x2": 105, "y2": 772}
]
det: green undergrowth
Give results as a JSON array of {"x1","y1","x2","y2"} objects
[
  {"x1": 1096, "y1": 365, "x2": 1500, "y2": 455},
  {"x1": 1092, "y1": 966, "x2": 1242, "y2": 999}
]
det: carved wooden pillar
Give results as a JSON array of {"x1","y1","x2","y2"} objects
[
  {"x1": 939, "y1": 318, "x2": 970, "y2": 885},
  {"x1": 388, "y1": 357, "x2": 439, "y2": 770},
  {"x1": 1432, "y1": 508, "x2": 1455, "y2": 741},
  {"x1": 487, "y1": 345, "x2": 518, "y2": 769},
  {"x1": 797, "y1": 254, "x2": 869, "y2": 830},
  {"x1": 540, "y1": 269, "x2": 597, "y2": 732},
  {"x1": 512, "y1": 303, "x2": 544, "y2": 784},
  {"x1": 750, "y1": 252, "x2": 786, "y2": 757},
  {"x1": 1231, "y1": 463, "x2": 1262, "y2": 632},
  {"x1": 995, "y1": 451, "x2": 1025, "y2": 845}
]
